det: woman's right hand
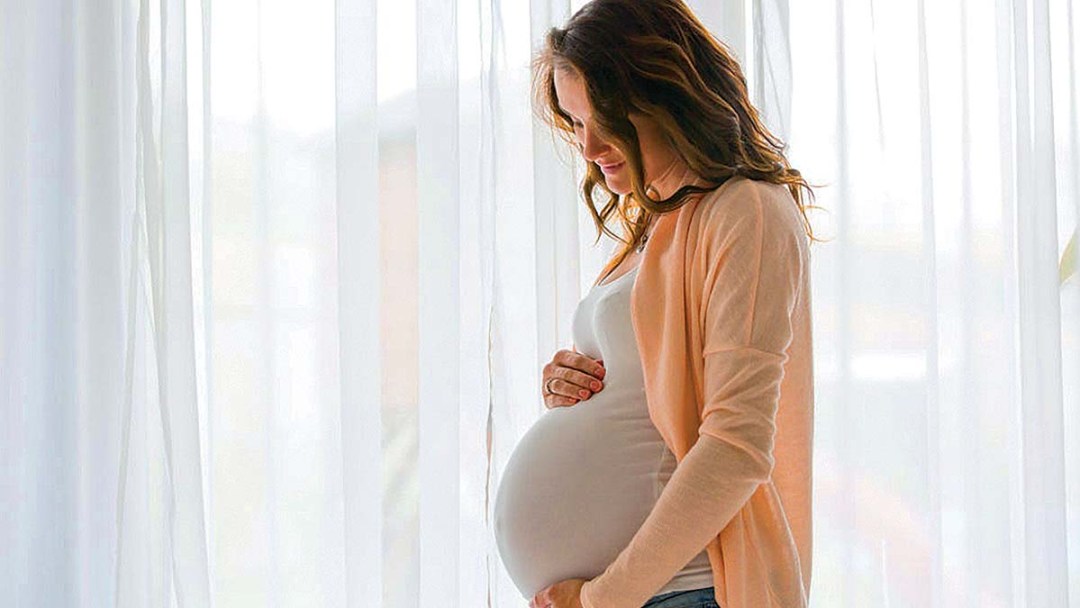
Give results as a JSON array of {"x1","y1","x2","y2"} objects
[{"x1": 542, "y1": 348, "x2": 606, "y2": 409}]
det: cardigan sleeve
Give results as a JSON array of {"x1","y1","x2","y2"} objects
[
  {"x1": 574, "y1": 188, "x2": 806, "y2": 608},
  {"x1": 696, "y1": 188, "x2": 804, "y2": 475},
  {"x1": 576, "y1": 433, "x2": 747, "y2": 608}
]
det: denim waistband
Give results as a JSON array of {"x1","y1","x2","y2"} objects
[{"x1": 641, "y1": 586, "x2": 717, "y2": 608}]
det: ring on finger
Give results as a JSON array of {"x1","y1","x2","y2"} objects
[{"x1": 544, "y1": 377, "x2": 557, "y2": 396}]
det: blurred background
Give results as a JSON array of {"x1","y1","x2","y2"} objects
[{"x1": 1, "y1": 0, "x2": 1079, "y2": 606}]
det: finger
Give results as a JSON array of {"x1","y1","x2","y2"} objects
[
  {"x1": 549, "y1": 377, "x2": 593, "y2": 401},
  {"x1": 564, "y1": 368, "x2": 604, "y2": 392},
  {"x1": 555, "y1": 349, "x2": 606, "y2": 379},
  {"x1": 545, "y1": 381, "x2": 583, "y2": 403},
  {"x1": 552, "y1": 360, "x2": 604, "y2": 390},
  {"x1": 550, "y1": 364, "x2": 604, "y2": 393},
  {"x1": 545, "y1": 394, "x2": 580, "y2": 409}
]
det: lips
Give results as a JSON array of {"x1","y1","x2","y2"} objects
[{"x1": 600, "y1": 161, "x2": 624, "y2": 173}]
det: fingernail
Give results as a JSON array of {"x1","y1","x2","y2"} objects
[
  {"x1": 579, "y1": 389, "x2": 590, "y2": 398},
  {"x1": 591, "y1": 381, "x2": 602, "y2": 390}
]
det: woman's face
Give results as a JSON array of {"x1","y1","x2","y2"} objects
[{"x1": 553, "y1": 67, "x2": 681, "y2": 196}]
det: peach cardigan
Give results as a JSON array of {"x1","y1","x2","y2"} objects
[{"x1": 579, "y1": 176, "x2": 814, "y2": 607}]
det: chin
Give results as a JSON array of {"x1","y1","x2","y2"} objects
[{"x1": 605, "y1": 177, "x2": 630, "y2": 196}]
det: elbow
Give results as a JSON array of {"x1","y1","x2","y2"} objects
[
  {"x1": 744, "y1": 447, "x2": 775, "y2": 484},
  {"x1": 697, "y1": 419, "x2": 776, "y2": 484}
]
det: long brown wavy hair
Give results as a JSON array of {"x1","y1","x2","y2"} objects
[{"x1": 531, "y1": 0, "x2": 823, "y2": 281}]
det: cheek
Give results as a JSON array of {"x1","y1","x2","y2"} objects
[
  {"x1": 635, "y1": 135, "x2": 657, "y2": 166},
  {"x1": 629, "y1": 118, "x2": 668, "y2": 172}
]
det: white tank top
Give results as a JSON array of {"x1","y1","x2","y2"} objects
[{"x1": 494, "y1": 263, "x2": 714, "y2": 600}]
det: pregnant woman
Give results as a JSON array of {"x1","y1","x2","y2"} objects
[{"x1": 493, "y1": 1, "x2": 819, "y2": 607}]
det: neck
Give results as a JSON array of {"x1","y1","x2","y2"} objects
[{"x1": 646, "y1": 158, "x2": 708, "y2": 201}]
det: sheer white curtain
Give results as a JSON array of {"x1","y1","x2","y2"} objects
[
  {"x1": 778, "y1": 0, "x2": 1080, "y2": 605},
  {"x1": 2, "y1": 0, "x2": 1079, "y2": 607}
]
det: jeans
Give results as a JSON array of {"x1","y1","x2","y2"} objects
[{"x1": 641, "y1": 586, "x2": 719, "y2": 608}]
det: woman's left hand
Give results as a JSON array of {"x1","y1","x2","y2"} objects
[{"x1": 529, "y1": 578, "x2": 588, "y2": 608}]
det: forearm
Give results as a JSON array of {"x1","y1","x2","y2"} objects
[{"x1": 579, "y1": 433, "x2": 765, "y2": 608}]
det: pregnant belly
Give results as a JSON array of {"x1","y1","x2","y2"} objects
[{"x1": 493, "y1": 394, "x2": 666, "y2": 599}]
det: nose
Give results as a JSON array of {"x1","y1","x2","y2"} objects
[{"x1": 578, "y1": 124, "x2": 611, "y2": 164}]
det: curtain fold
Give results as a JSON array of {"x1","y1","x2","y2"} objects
[
  {"x1": 1011, "y1": 0, "x2": 1071, "y2": 603},
  {"x1": 784, "y1": 0, "x2": 1079, "y2": 604},
  {"x1": 333, "y1": 0, "x2": 382, "y2": 605},
  {"x1": 416, "y1": 0, "x2": 461, "y2": 603},
  {"x1": 2, "y1": 0, "x2": 1079, "y2": 606}
]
